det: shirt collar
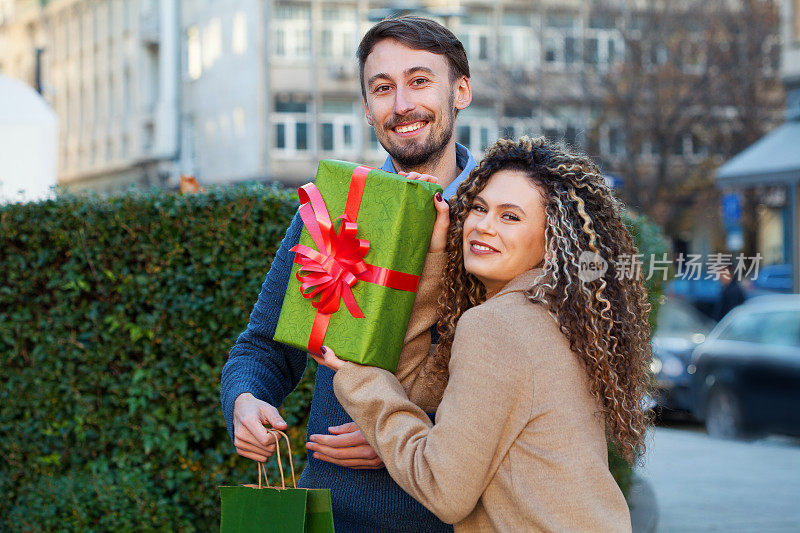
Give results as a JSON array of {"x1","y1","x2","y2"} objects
[{"x1": 380, "y1": 142, "x2": 477, "y2": 200}]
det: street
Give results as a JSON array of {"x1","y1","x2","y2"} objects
[{"x1": 637, "y1": 421, "x2": 800, "y2": 532}]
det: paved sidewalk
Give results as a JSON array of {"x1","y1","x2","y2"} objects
[{"x1": 637, "y1": 425, "x2": 800, "y2": 532}]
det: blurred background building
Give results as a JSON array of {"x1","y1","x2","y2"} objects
[
  {"x1": 0, "y1": 0, "x2": 794, "y2": 285},
  {"x1": 716, "y1": 0, "x2": 800, "y2": 292}
]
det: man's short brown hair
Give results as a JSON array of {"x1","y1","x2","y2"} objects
[{"x1": 356, "y1": 15, "x2": 470, "y2": 99}]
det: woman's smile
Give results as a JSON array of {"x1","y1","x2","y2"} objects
[{"x1": 468, "y1": 240, "x2": 500, "y2": 255}]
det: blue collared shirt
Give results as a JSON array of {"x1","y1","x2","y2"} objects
[{"x1": 380, "y1": 142, "x2": 477, "y2": 201}]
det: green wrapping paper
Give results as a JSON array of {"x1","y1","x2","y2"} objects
[{"x1": 274, "y1": 160, "x2": 442, "y2": 372}]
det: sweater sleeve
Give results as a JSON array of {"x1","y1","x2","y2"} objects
[
  {"x1": 333, "y1": 306, "x2": 533, "y2": 524},
  {"x1": 220, "y1": 210, "x2": 308, "y2": 442}
]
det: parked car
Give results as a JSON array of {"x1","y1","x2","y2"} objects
[
  {"x1": 749, "y1": 263, "x2": 793, "y2": 295},
  {"x1": 689, "y1": 295, "x2": 800, "y2": 439},
  {"x1": 651, "y1": 298, "x2": 715, "y2": 413}
]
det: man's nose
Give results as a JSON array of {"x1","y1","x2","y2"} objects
[{"x1": 393, "y1": 86, "x2": 416, "y2": 115}]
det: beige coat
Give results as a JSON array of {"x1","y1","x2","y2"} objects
[{"x1": 334, "y1": 267, "x2": 632, "y2": 532}]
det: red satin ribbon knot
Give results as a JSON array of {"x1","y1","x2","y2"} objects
[{"x1": 290, "y1": 166, "x2": 421, "y2": 354}]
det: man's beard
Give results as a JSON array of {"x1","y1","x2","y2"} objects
[{"x1": 380, "y1": 96, "x2": 456, "y2": 170}]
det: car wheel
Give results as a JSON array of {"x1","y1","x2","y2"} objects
[{"x1": 704, "y1": 387, "x2": 744, "y2": 439}]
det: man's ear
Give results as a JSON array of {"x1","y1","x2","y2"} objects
[
  {"x1": 363, "y1": 99, "x2": 374, "y2": 125},
  {"x1": 454, "y1": 76, "x2": 472, "y2": 111}
]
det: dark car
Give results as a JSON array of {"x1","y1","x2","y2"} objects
[
  {"x1": 689, "y1": 295, "x2": 800, "y2": 439},
  {"x1": 651, "y1": 298, "x2": 715, "y2": 413}
]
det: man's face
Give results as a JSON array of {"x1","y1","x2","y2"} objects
[{"x1": 362, "y1": 39, "x2": 470, "y2": 169}]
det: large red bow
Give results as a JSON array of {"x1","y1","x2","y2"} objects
[{"x1": 290, "y1": 166, "x2": 421, "y2": 354}]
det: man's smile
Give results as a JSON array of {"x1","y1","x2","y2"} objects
[{"x1": 393, "y1": 121, "x2": 428, "y2": 136}]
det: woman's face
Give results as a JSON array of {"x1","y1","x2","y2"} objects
[{"x1": 462, "y1": 169, "x2": 547, "y2": 295}]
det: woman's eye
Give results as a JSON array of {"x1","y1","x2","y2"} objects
[
  {"x1": 469, "y1": 204, "x2": 486, "y2": 212},
  {"x1": 503, "y1": 213, "x2": 521, "y2": 221}
]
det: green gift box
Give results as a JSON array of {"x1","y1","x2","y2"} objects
[
  {"x1": 274, "y1": 160, "x2": 441, "y2": 372},
  {"x1": 220, "y1": 430, "x2": 335, "y2": 532}
]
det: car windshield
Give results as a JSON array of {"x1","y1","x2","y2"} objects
[{"x1": 717, "y1": 308, "x2": 800, "y2": 348}]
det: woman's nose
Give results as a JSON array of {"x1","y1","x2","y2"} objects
[{"x1": 475, "y1": 215, "x2": 496, "y2": 235}]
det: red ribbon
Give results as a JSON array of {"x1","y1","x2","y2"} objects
[{"x1": 290, "y1": 166, "x2": 421, "y2": 354}]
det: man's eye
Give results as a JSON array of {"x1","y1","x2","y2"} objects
[
  {"x1": 374, "y1": 85, "x2": 390, "y2": 93},
  {"x1": 412, "y1": 78, "x2": 428, "y2": 86}
]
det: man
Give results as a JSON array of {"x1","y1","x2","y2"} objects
[
  {"x1": 221, "y1": 16, "x2": 476, "y2": 531},
  {"x1": 713, "y1": 264, "x2": 746, "y2": 321}
]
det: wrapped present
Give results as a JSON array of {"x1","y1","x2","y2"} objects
[
  {"x1": 274, "y1": 160, "x2": 442, "y2": 372},
  {"x1": 220, "y1": 430, "x2": 334, "y2": 532}
]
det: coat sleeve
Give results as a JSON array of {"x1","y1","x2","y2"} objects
[
  {"x1": 333, "y1": 306, "x2": 533, "y2": 524},
  {"x1": 394, "y1": 252, "x2": 447, "y2": 410},
  {"x1": 220, "y1": 210, "x2": 308, "y2": 442}
]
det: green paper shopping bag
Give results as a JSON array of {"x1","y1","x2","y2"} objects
[{"x1": 220, "y1": 430, "x2": 334, "y2": 532}]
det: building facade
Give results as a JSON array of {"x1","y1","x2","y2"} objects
[
  {"x1": 0, "y1": 0, "x2": 780, "y2": 198},
  {"x1": 716, "y1": 0, "x2": 800, "y2": 292}
]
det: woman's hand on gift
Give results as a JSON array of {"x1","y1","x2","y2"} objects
[
  {"x1": 232, "y1": 393, "x2": 287, "y2": 462},
  {"x1": 309, "y1": 346, "x2": 345, "y2": 372},
  {"x1": 398, "y1": 171, "x2": 450, "y2": 253}
]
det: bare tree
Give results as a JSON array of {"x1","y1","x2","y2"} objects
[{"x1": 591, "y1": 0, "x2": 783, "y2": 243}]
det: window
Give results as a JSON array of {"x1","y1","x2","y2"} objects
[
  {"x1": 274, "y1": 5, "x2": 310, "y2": 59},
  {"x1": 542, "y1": 106, "x2": 583, "y2": 148},
  {"x1": 760, "y1": 311, "x2": 800, "y2": 348},
  {"x1": 456, "y1": 105, "x2": 497, "y2": 156},
  {"x1": 202, "y1": 18, "x2": 222, "y2": 69},
  {"x1": 186, "y1": 26, "x2": 201, "y2": 80},
  {"x1": 318, "y1": 99, "x2": 358, "y2": 155},
  {"x1": 499, "y1": 11, "x2": 539, "y2": 66},
  {"x1": 544, "y1": 16, "x2": 580, "y2": 69},
  {"x1": 459, "y1": 10, "x2": 492, "y2": 62},
  {"x1": 717, "y1": 313, "x2": 765, "y2": 343},
  {"x1": 585, "y1": 15, "x2": 622, "y2": 69},
  {"x1": 319, "y1": 7, "x2": 357, "y2": 59},
  {"x1": 457, "y1": 125, "x2": 471, "y2": 148},
  {"x1": 273, "y1": 96, "x2": 311, "y2": 153},
  {"x1": 232, "y1": 12, "x2": 247, "y2": 55}
]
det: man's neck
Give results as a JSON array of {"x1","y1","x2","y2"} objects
[{"x1": 391, "y1": 141, "x2": 460, "y2": 191}]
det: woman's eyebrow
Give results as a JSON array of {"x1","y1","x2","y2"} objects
[
  {"x1": 498, "y1": 203, "x2": 525, "y2": 214},
  {"x1": 474, "y1": 196, "x2": 526, "y2": 215}
]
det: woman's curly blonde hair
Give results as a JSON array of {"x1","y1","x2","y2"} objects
[{"x1": 427, "y1": 136, "x2": 653, "y2": 464}]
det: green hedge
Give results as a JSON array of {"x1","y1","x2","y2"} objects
[
  {"x1": 0, "y1": 185, "x2": 308, "y2": 531},
  {"x1": 1, "y1": 185, "x2": 667, "y2": 530}
]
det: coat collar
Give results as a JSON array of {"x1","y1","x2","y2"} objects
[{"x1": 490, "y1": 268, "x2": 546, "y2": 299}]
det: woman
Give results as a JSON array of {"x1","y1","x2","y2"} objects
[{"x1": 311, "y1": 137, "x2": 652, "y2": 532}]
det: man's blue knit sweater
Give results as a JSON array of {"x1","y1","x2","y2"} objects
[{"x1": 220, "y1": 145, "x2": 476, "y2": 532}]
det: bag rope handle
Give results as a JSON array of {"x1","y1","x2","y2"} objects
[{"x1": 256, "y1": 429, "x2": 297, "y2": 490}]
